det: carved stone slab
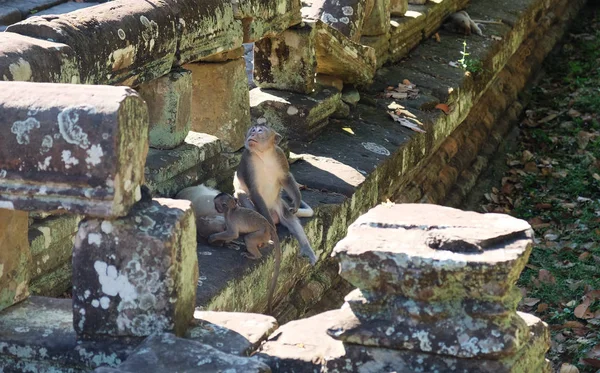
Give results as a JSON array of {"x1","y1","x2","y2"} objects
[{"x1": 0, "y1": 81, "x2": 149, "y2": 218}]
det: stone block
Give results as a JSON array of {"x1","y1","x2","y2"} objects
[
  {"x1": 0, "y1": 6, "x2": 21, "y2": 26},
  {"x1": 332, "y1": 204, "x2": 533, "y2": 300},
  {"x1": 360, "y1": 34, "x2": 390, "y2": 68},
  {"x1": 185, "y1": 59, "x2": 251, "y2": 151},
  {"x1": 257, "y1": 308, "x2": 550, "y2": 373},
  {"x1": 29, "y1": 260, "x2": 72, "y2": 297},
  {"x1": 362, "y1": 0, "x2": 390, "y2": 36},
  {"x1": 0, "y1": 81, "x2": 149, "y2": 217},
  {"x1": 312, "y1": 20, "x2": 377, "y2": 87},
  {"x1": 136, "y1": 68, "x2": 192, "y2": 150},
  {"x1": 7, "y1": 1, "x2": 178, "y2": 86},
  {"x1": 198, "y1": 46, "x2": 245, "y2": 62},
  {"x1": 235, "y1": 0, "x2": 302, "y2": 42},
  {"x1": 186, "y1": 310, "x2": 278, "y2": 356},
  {"x1": 0, "y1": 296, "x2": 138, "y2": 371},
  {"x1": 28, "y1": 1, "x2": 100, "y2": 17},
  {"x1": 389, "y1": 13, "x2": 425, "y2": 63},
  {"x1": 7, "y1": 0, "x2": 67, "y2": 18},
  {"x1": 391, "y1": 0, "x2": 408, "y2": 15},
  {"x1": 254, "y1": 24, "x2": 317, "y2": 94},
  {"x1": 94, "y1": 333, "x2": 271, "y2": 373},
  {"x1": 144, "y1": 131, "x2": 222, "y2": 195},
  {"x1": 72, "y1": 198, "x2": 198, "y2": 338},
  {"x1": 0, "y1": 209, "x2": 30, "y2": 311},
  {"x1": 250, "y1": 87, "x2": 341, "y2": 142},
  {"x1": 168, "y1": 0, "x2": 244, "y2": 64},
  {"x1": 0, "y1": 32, "x2": 80, "y2": 83},
  {"x1": 28, "y1": 214, "x2": 80, "y2": 288},
  {"x1": 302, "y1": 0, "x2": 369, "y2": 42}
]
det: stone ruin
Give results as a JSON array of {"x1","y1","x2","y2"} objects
[{"x1": 0, "y1": 0, "x2": 587, "y2": 371}]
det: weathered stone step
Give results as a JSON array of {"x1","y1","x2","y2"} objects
[
  {"x1": 191, "y1": 0, "x2": 585, "y2": 322},
  {"x1": 0, "y1": 297, "x2": 277, "y2": 371}
]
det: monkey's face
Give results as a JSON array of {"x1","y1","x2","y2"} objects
[
  {"x1": 213, "y1": 193, "x2": 237, "y2": 213},
  {"x1": 245, "y1": 125, "x2": 282, "y2": 152}
]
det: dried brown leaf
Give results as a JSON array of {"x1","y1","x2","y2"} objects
[{"x1": 538, "y1": 269, "x2": 556, "y2": 284}]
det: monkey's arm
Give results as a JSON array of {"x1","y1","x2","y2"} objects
[
  {"x1": 208, "y1": 227, "x2": 239, "y2": 244},
  {"x1": 282, "y1": 173, "x2": 302, "y2": 214}
]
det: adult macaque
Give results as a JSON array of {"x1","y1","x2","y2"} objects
[
  {"x1": 209, "y1": 192, "x2": 280, "y2": 312},
  {"x1": 443, "y1": 11, "x2": 504, "y2": 36},
  {"x1": 233, "y1": 125, "x2": 318, "y2": 265}
]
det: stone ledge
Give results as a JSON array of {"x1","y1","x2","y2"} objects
[{"x1": 190, "y1": 0, "x2": 585, "y2": 321}]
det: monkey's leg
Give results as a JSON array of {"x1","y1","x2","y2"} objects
[
  {"x1": 242, "y1": 230, "x2": 267, "y2": 260},
  {"x1": 208, "y1": 229, "x2": 239, "y2": 245},
  {"x1": 277, "y1": 204, "x2": 317, "y2": 265}
]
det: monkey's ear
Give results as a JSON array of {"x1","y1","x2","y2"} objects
[{"x1": 274, "y1": 132, "x2": 283, "y2": 145}]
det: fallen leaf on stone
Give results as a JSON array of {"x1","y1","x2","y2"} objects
[
  {"x1": 523, "y1": 297, "x2": 541, "y2": 307},
  {"x1": 388, "y1": 112, "x2": 426, "y2": 133},
  {"x1": 435, "y1": 103, "x2": 451, "y2": 115},
  {"x1": 433, "y1": 33, "x2": 441, "y2": 42},
  {"x1": 538, "y1": 269, "x2": 556, "y2": 284},
  {"x1": 559, "y1": 363, "x2": 580, "y2": 373},
  {"x1": 449, "y1": 61, "x2": 459, "y2": 68},
  {"x1": 491, "y1": 35, "x2": 502, "y2": 41},
  {"x1": 342, "y1": 127, "x2": 355, "y2": 135},
  {"x1": 384, "y1": 82, "x2": 419, "y2": 100}
]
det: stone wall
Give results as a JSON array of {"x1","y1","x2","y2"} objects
[{"x1": 0, "y1": 0, "x2": 588, "y2": 370}]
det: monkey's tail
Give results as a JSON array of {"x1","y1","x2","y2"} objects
[
  {"x1": 267, "y1": 224, "x2": 281, "y2": 315},
  {"x1": 295, "y1": 200, "x2": 314, "y2": 218}
]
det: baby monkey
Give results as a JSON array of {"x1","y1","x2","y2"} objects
[{"x1": 209, "y1": 192, "x2": 281, "y2": 313}]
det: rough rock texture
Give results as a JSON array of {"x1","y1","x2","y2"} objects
[
  {"x1": 186, "y1": 310, "x2": 277, "y2": 356},
  {"x1": 136, "y1": 68, "x2": 192, "y2": 150},
  {"x1": 0, "y1": 209, "x2": 30, "y2": 311},
  {"x1": 170, "y1": 0, "x2": 243, "y2": 65},
  {"x1": 333, "y1": 204, "x2": 533, "y2": 300},
  {"x1": 254, "y1": 24, "x2": 317, "y2": 94},
  {"x1": 257, "y1": 308, "x2": 551, "y2": 372},
  {"x1": 388, "y1": 12, "x2": 425, "y2": 62},
  {"x1": 0, "y1": 6, "x2": 21, "y2": 26},
  {"x1": 361, "y1": 34, "x2": 390, "y2": 69},
  {"x1": 4, "y1": 0, "x2": 67, "y2": 18},
  {"x1": 390, "y1": 0, "x2": 408, "y2": 15},
  {"x1": 72, "y1": 198, "x2": 198, "y2": 338},
  {"x1": 302, "y1": 0, "x2": 369, "y2": 42},
  {"x1": 0, "y1": 82, "x2": 148, "y2": 217},
  {"x1": 185, "y1": 58, "x2": 251, "y2": 152},
  {"x1": 94, "y1": 333, "x2": 271, "y2": 373},
  {"x1": 28, "y1": 214, "x2": 81, "y2": 297},
  {"x1": 250, "y1": 87, "x2": 341, "y2": 142},
  {"x1": 256, "y1": 204, "x2": 549, "y2": 372},
  {"x1": 198, "y1": 46, "x2": 245, "y2": 62},
  {"x1": 144, "y1": 132, "x2": 223, "y2": 197},
  {"x1": 6, "y1": 1, "x2": 177, "y2": 86},
  {"x1": 0, "y1": 296, "x2": 138, "y2": 372},
  {"x1": 235, "y1": 0, "x2": 302, "y2": 42},
  {"x1": 312, "y1": 20, "x2": 377, "y2": 87},
  {"x1": 362, "y1": 0, "x2": 391, "y2": 36},
  {"x1": 29, "y1": 1, "x2": 100, "y2": 17},
  {"x1": 0, "y1": 32, "x2": 80, "y2": 83}
]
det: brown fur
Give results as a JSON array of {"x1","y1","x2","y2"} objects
[
  {"x1": 208, "y1": 193, "x2": 281, "y2": 313},
  {"x1": 233, "y1": 125, "x2": 317, "y2": 265}
]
